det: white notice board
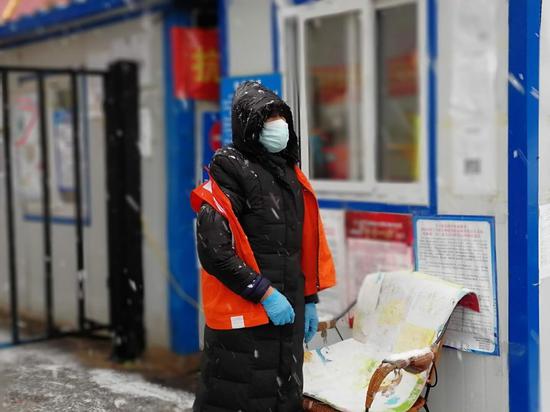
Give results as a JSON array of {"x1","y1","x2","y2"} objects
[
  {"x1": 318, "y1": 209, "x2": 347, "y2": 320},
  {"x1": 413, "y1": 216, "x2": 499, "y2": 355},
  {"x1": 539, "y1": 204, "x2": 550, "y2": 280}
]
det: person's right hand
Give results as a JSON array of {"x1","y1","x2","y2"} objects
[{"x1": 261, "y1": 287, "x2": 295, "y2": 325}]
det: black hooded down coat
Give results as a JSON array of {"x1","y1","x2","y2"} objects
[{"x1": 193, "y1": 81, "x2": 318, "y2": 412}]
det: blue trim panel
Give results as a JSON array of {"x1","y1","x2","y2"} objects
[
  {"x1": 218, "y1": 0, "x2": 229, "y2": 77},
  {"x1": 271, "y1": 1, "x2": 280, "y2": 73},
  {"x1": 163, "y1": 10, "x2": 199, "y2": 354},
  {"x1": 427, "y1": 0, "x2": 437, "y2": 213},
  {"x1": 508, "y1": 1, "x2": 541, "y2": 411}
]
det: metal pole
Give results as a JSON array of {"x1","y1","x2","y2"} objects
[
  {"x1": 1, "y1": 71, "x2": 19, "y2": 344},
  {"x1": 70, "y1": 72, "x2": 86, "y2": 331},
  {"x1": 105, "y1": 62, "x2": 144, "y2": 360},
  {"x1": 37, "y1": 73, "x2": 54, "y2": 337},
  {"x1": 70, "y1": 73, "x2": 86, "y2": 331}
]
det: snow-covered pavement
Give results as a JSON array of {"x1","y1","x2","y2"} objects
[{"x1": 0, "y1": 338, "x2": 196, "y2": 411}]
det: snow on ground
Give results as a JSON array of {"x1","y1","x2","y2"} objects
[
  {"x1": 90, "y1": 369, "x2": 195, "y2": 406},
  {"x1": 0, "y1": 340, "x2": 195, "y2": 411}
]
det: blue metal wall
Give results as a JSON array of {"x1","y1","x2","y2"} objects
[
  {"x1": 508, "y1": 1, "x2": 542, "y2": 411},
  {"x1": 163, "y1": 8, "x2": 200, "y2": 354}
]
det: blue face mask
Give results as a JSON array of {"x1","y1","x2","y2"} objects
[{"x1": 259, "y1": 119, "x2": 289, "y2": 153}]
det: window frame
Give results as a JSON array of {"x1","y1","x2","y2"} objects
[{"x1": 279, "y1": 0, "x2": 430, "y2": 206}]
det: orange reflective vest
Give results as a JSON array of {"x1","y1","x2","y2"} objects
[{"x1": 190, "y1": 165, "x2": 336, "y2": 330}]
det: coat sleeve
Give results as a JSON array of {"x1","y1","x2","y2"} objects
[{"x1": 196, "y1": 203, "x2": 271, "y2": 303}]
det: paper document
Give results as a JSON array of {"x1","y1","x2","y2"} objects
[{"x1": 414, "y1": 217, "x2": 499, "y2": 354}]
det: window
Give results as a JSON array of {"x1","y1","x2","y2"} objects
[
  {"x1": 376, "y1": 4, "x2": 418, "y2": 183},
  {"x1": 280, "y1": 0, "x2": 428, "y2": 204},
  {"x1": 305, "y1": 12, "x2": 362, "y2": 181}
]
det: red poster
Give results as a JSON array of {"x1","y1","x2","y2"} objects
[
  {"x1": 171, "y1": 27, "x2": 220, "y2": 101},
  {"x1": 345, "y1": 212, "x2": 414, "y2": 315},
  {"x1": 346, "y1": 211, "x2": 413, "y2": 245}
]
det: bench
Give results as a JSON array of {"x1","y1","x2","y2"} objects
[{"x1": 302, "y1": 271, "x2": 479, "y2": 412}]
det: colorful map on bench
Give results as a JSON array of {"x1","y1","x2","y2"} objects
[{"x1": 303, "y1": 271, "x2": 477, "y2": 411}]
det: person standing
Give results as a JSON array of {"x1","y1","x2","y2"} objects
[{"x1": 191, "y1": 81, "x2": 336, "y2": 412}]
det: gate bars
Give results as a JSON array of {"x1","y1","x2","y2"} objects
[{"x1": 0, "y1": 62, "x2": 144, "y2": 360}]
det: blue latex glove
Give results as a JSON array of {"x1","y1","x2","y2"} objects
[
  {"x1": 304, "y1": 303, "x2": 319, "y2": 343},
  {"x1": 261, "y1": 289, "x2": 295, "y2": 325}
]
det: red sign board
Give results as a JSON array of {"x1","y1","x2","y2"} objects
[
  {"x1": 346, "y1": 211, "x2": 413, "y2": 245},
  {"x1": 171, "y1": 27, "x2": 220, "y2": 101}
]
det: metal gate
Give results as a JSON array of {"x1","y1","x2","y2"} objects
[{"x1": 0, "y1": 61, "x2": 144, "y2": 360}]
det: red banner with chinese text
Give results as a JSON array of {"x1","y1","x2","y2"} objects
[
  {"x1": 346, "y1": 211, "x2": 413, "y2": 246},
  {"x1": 171, "y1": 28, "x2": 219, "y2": 101}
]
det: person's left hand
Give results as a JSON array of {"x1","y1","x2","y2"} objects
[{"x1": 304, "y1": 303, "x2": 319, "y2": 343}]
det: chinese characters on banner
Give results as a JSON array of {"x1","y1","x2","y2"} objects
[
  {"x1": 345, "y1": 212, "x2": 414, "y2": 307},
  {"x1": 171, "y1": 28, "x2": 220, "y2": 101}
]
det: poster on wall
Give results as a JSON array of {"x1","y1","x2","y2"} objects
[
  {"x1": 220, "y1": 73, "x2": 282, "y2": 146},
  {"x1": 449, "y1": 0, "x2": 499, "y2": 195},
  {"x1": 12, "y1": 76, "x2": 91, "y2": 223},
  {"x1": 53, "y1": 108, "x2": 74, "y2": 192},
  {"x1": 345, "y1": 212, "x2": 414, "y2": 306},
  {"x1": 317, "y1": 209, "x2": 347, "y2": 320},
  {"x1": 414, "y1": 216, "x2": 499, "y2": 355},
  {"x1": 13, "y1": 92, "x2": 42, "y2": 202}
]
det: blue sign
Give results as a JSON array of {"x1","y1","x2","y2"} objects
[
  {"x1": 220, "y1": 73, "x2": 282, "y2": 146},
  {"x1": 201, "y1": 111, "x2": 221, "y2": 180}
]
